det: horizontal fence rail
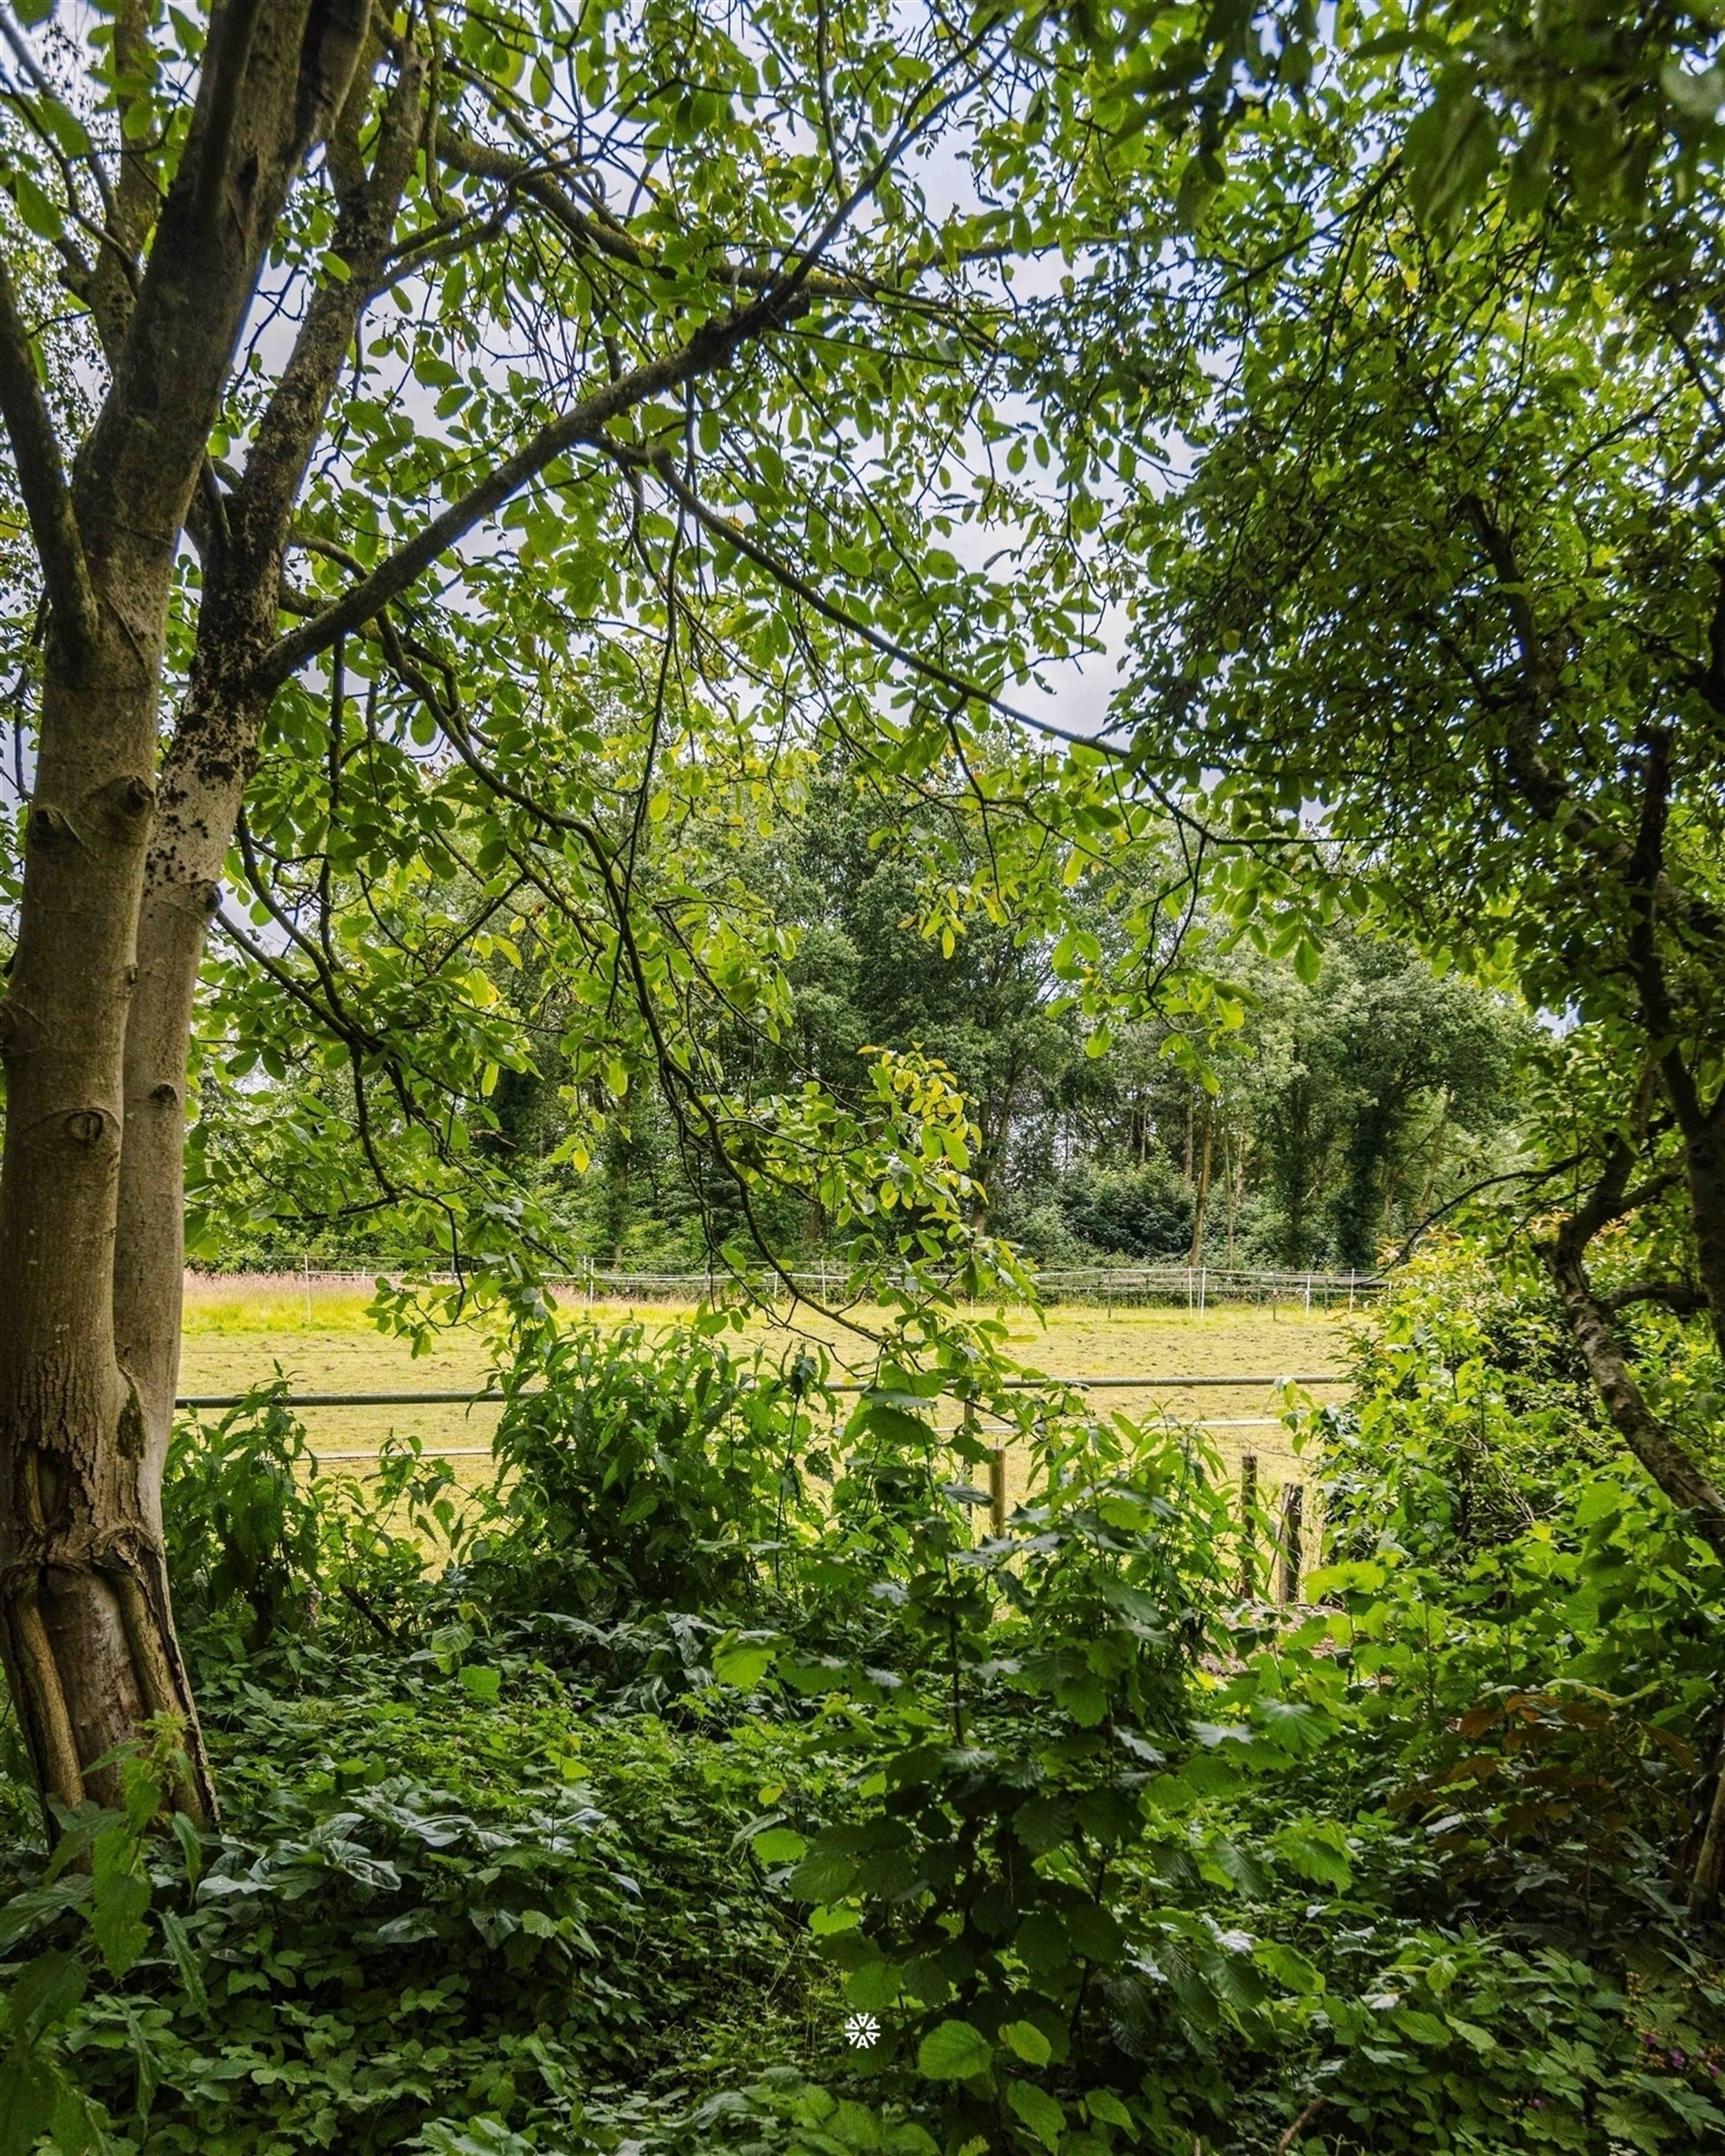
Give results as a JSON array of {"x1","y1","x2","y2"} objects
[
  {"x1": 175, "y1": 1371, "x2": 1346, "y2": 1411},
  {"x1": 188, "y1": 1260, "x2": 1383, "y2": 1309},
  {"x1": 171, "y1": 1373, "x2": 1338, "y2": 1603}
]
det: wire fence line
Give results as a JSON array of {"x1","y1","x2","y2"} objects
[
  {"x1": 177, "y1": 1369, "x2": 1344, "y2": 1599},
  {"x1": 175, "y1": 1374, "x2": 1348, "y2": 1474},
  {"x1": 174, "y1": 1370, "x2": 1346, "y2": 1412},
  {"x1": 188, "y1": 1260, "x2": 1383, "y2": 1314}
]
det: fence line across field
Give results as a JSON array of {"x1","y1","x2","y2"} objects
[
  {"x1": 195, "y1": 1259, "x2": 1384, "y2": 1314},
  {"x1": 297, "y1": 1417, "x2": 1302, "y2": 1463},
  {"x1": 177, "y1": 1369, "x2": 1338, "y2": 1602},
  {"x1": 174, "y1": 1371, "x2": 1346, "y2": 1412}
]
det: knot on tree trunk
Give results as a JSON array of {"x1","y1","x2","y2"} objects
[{"x1": 98, "y1": 771, "x2": 157, "y2": 828}]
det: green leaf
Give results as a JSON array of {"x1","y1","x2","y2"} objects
[
  {"x1": 789, "y1": 1844, "x2": 860, "y2": 1902},
  {"x1": 751, "y1": 1826, "x2": 808, "y2": 1863},
  {"x1": 1254, "y1": 1940, "x2": 1324, "y2": 1997},
  {"x1": 90, "y1": 1828, "x2": 150, "y2": 1977},
  {"x1": 1392, "y1": 2008, "x2": 1454, "y2": 2048},
  {"x1": 458, "y1": 1663, "x2": 501, "y2": 1705},
  {"x1": 999, "y1": 2019, "x2": 1052, "y2": 2066},
  {"x1": 1405, "y1": 83, "x2": 1499, "y2": 230},
  {"x1": 916, "y1": 2018, "x2": 994, "y2": 2080},
  {"x1": 11, "y1": 172, "x2": 63, "y2": 241},
  {"x1": 713, "y1": 1637, "x2": 777, "y2": 1689},
  {"x1": 160, "y1": 1907, "x2": 208, "y2": 2019},
  {"x1": 1272, "y1": 1821, "x2": 1352, "y2": 1890},
  {"x1": 1006, "y1": 2077, "x2": 1065, "y2": 2150},
  {"x1": 0, "y1": 1875, "x2": 91, "y2": 1955},
  {"x1": 0, "y1": 2053, "x2": 59, "y2": 2156},
  {"x1": 169, "y1": 1810, "x2": 204, "y2": 1892},
  {"x1": 7, "y1": 1948, "x2": 86, "y2": 2041}
]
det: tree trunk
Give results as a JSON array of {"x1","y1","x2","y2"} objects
[
  {"x1": 1225, "y1": 1122, "x2": 1247, "y2": 1267},
  {"x1": 0, "y1": 0, "x2": 375, "y2": 1823},
  {"x1": 1682, "y1": 1116, "x2": 1725, "y2": 1373},
  {"x1": 1546, "y1": 1243, "x2": 1725, "y2": 1559},
  {"x1": 0, "y1": 634, "x2": 214, "y2": 1822},
  {"x1": 1187, "y1": 1097, "x2": 1214, "y2": 1266}
]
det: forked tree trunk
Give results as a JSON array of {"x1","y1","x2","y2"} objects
[
  {"x1": 0, "y1": 627, "x2": 214, "y2": 1820},
  {"x1": 0, "y1": 0, "x2": 800, "y2": 1824},
  {"x1": 0, "y1": 0, "x2": 373, "y2": 1823}
]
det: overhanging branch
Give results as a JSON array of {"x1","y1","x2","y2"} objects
[
  {"x1": 256, "y1": 289, "x2": 807, "y2": 691},
  {"x1": 0, "y1": 249, "x2": 95, "y2": 655}
]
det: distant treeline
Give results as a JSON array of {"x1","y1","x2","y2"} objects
[{"x1": 198, "y1": 774, "x2": 1528, "y2": 1279}]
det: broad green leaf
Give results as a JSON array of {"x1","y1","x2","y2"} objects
[
  {"x1": 999, "y1": 2019, "x2": 1052, "y2": 2066},
  {"x1": 1005, "y1": 2077, "x2": 1065, "y2": 2150},
  {"x1": 916, "y1": 2019, "x2": 994, "y2": 2081}
]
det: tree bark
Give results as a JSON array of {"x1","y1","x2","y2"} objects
[
  {"x1": 1187, "y1": 1096, "x2": 1214, "y2": 1267},
  {"x1": 1545, "y1": 1243, "x2": 1725, "y2": 1562},
  {"x1": 0, "y1": 629, "x2": 215, "y2": 1817},
  {"x1": 0, "y1": 0, "x2": 373, "y2": 1822},
  {"x1": 0, "y1": 0, "x2": 894, "y2": 1823}
]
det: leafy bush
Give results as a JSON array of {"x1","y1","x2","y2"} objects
[
  {"x1": 164, "y1": 1381, "x2": 468, "y2": 1669},
  {"x1": 1053, "y1": 1162, "x2": 1194, "y2": 1263},
  {"x1": 469, "y1": 1320, "x2": 832, "y2": 1626}
]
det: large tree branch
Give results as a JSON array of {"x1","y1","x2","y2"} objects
[
  {"x1": 255, "y1": 290, "x2": 807, "y2": 689},
  {"x1": 77, "y1": 0, "x2": 373, "y2": 564},
  {"x1": 0, "y1": 250, "x2": 96, "y2": 657},
  {"x1": 1543, "y1": 1140, "x2": 1725, "y2": 1555},
  {"x1": 230, "y1": 43, "x2": 424, "y2": 555},
  {"x1": 1598, "y1": 1279, "x2": 1709, "y2": 1316},
  {"x1": 1545, "y1": 1238, "x2": 1725, "y2": 1561},
  {"x1": 87, "y1": 0, "x2": 163, "y2": 361},
  {"x1": 262, "y1": 19, "x2": 995, "y2": 694},
  {"x1": 1461, "y1": 491, "x2": 1725, "y2": 949}
]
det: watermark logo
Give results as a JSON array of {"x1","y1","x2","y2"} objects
[{"x1": 843, "y1": 2010, "x2": 880, "y2": 2049}]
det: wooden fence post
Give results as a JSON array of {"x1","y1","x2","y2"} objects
[
  {"x1": 1239, "y1": 1452, "x2": 1258, "y2": 1598},
  {"x1": 989, "y1": 1447, "x2": 1009, "y2": 1539},
  {"x1": 1280, "y1": 1484, "x2": 1304, "y2": 1604}
]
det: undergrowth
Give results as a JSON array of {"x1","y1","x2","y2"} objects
[{"x1": 6, "y1": 1240, "x2": 1725, "y2": 2153}]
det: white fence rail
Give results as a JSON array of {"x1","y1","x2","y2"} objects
[{"x1": 190, "y1": 1259, "x2": 1383, "y2": 1310}]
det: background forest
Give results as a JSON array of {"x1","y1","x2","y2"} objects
[{"x1": 193, "y1": 784, "x2": 1528, "y2": 1281}]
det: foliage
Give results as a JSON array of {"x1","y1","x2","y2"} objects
[
  {"x1": 163, "y1": 1382, "x2": 463, "y2": 1668},
  {"x1": 471, "y1": 1318, "x2": 831, "y2": 1628},
  {"x1": 15, "y1": 1235, "x2": 1725, "y2": 2150}
]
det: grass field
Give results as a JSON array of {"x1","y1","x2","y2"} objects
[{"x1": 181, "y1": 1276, "x2": 1355, "y2": 1516}]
